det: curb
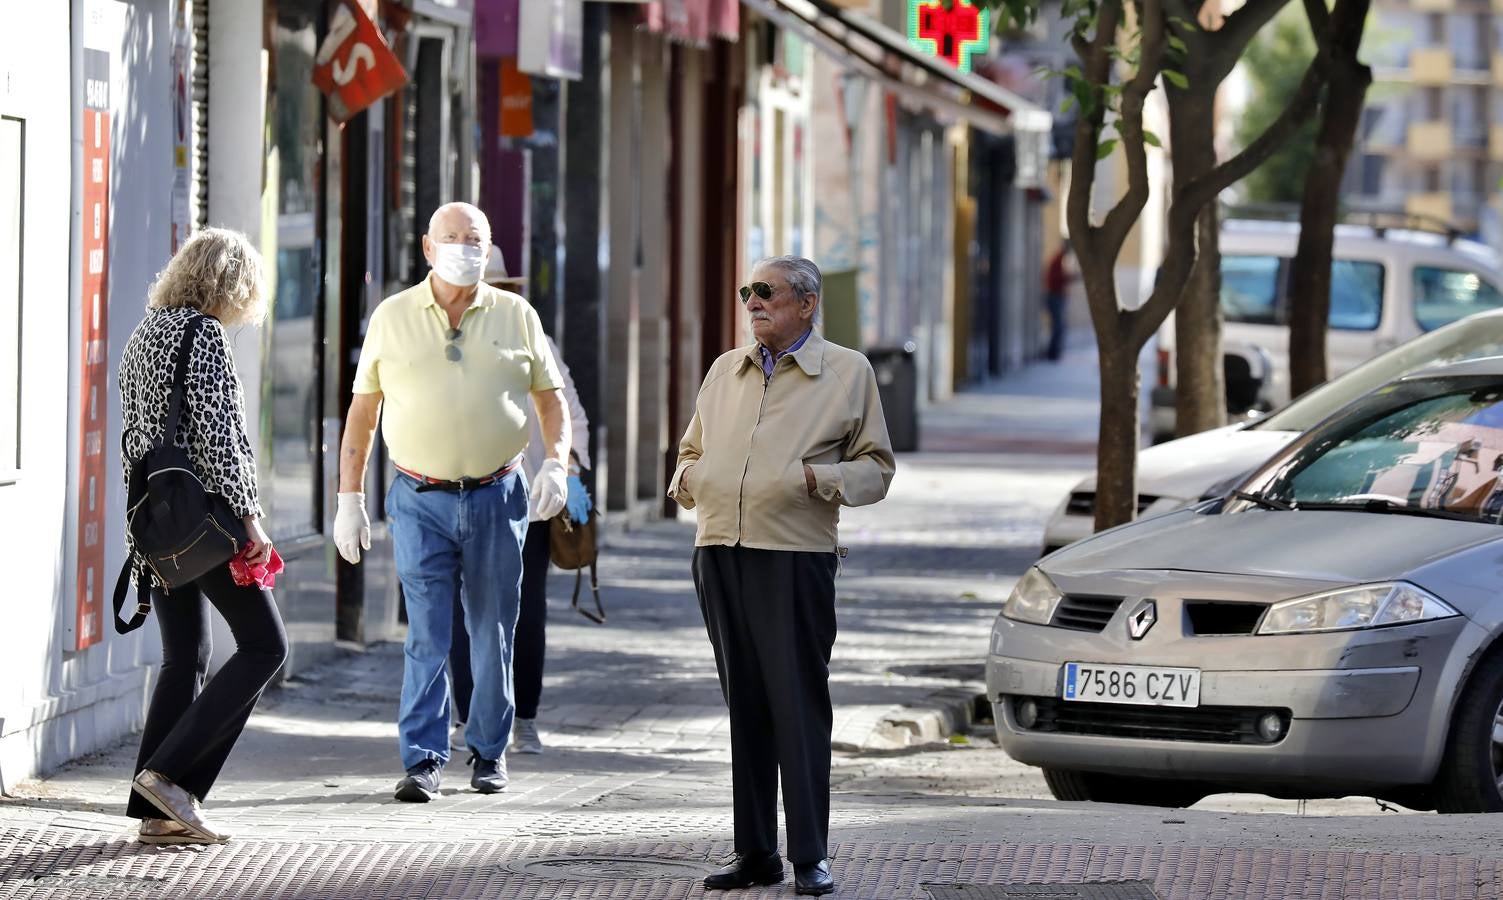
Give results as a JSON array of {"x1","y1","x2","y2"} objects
[{"x1": 835, "y1": 685, "x2": 987, "y2": 752}]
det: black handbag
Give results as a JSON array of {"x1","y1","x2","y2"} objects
[{"x1": 112, "y1": 314, "x2": 248, "y2": 634}]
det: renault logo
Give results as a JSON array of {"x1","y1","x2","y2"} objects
[{"x1": 1126, "y1": 599, "x2": 1157, "y2": 640}]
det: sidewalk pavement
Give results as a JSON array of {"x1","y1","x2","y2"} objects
[{"x1": 8, "y1": 345, "x2": 1503, "y2": 898}]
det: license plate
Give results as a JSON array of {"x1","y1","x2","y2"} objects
[{"x1": 1061, "y1": 662, "x2": 1201, "y2": 708}]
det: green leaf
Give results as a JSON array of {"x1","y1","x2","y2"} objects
[
  {"x1": 1169, "y1": 15, "x2": 1199, "y2": 32},
  {"x1": 1163, "y1": 69, "x2": 1189, "y2": 89},
  {"x1": 1060, "y1": 95, "x2": 1076, "y2": 114},
  {"x1": 1143, "y1": 130, "x2": 1162, "y2": 148},
  {"x1": 1096, "y1": 138, "x2": 1118, "y2": 160},
  {"x1": 1167, "y1": 35, "x2": 1188, "y2": 55},
  {"x1": 949, "y1": 733, "x2": 971, "y2": 745}
]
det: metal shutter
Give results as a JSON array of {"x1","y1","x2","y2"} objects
[{"x1": 192, "y1": 1, "x2": 209, "y2": 228}]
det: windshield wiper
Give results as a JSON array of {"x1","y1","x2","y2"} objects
[
  {"x1": 1295, "y1": 499, "x2": 1483, "y2": 523},
  {"x1": 1231, "y1": 490, "x2": 1293, "y2": 511}
]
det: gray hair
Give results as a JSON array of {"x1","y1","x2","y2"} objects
[{"x1": 760, "y1": 255, "x2": 822, "y2": 300}]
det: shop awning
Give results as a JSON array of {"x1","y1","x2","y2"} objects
[{"x1": 740, "y1": 0, "x2": 1051, "y2": 141}]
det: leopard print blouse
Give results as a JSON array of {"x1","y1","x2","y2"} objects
[{"x1": 118, "y1": 308, "x2": 261, "y2": 580}]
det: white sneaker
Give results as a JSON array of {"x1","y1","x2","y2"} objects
[
  {"x1": 450, "y1": 722, "x2": 467, "y2": 751},
  {"x1": 511, "y1": 718, "x2": 543, "y2": 754}
]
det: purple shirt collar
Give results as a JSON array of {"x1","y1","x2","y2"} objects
[{"x1": 758, "y1": 328, "x2": 813, "y2": 379}]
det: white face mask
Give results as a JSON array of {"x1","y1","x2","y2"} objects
[{"x1": 430, "y1": 242, "x2": 487, "y2": 287}]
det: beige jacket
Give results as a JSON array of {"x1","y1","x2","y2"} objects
[{"x1": 668, "y1": 330, "x2": 896, "y2": 552}]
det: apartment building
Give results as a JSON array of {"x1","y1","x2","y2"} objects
[{"x1": 1359, "y1": 0, "x2": 1503, "y2": 232}]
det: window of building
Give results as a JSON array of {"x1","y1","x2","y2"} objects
[
  {"x1": 262, "y1": 4, "x2": 324, "y2": 540},
  {"x1": 1414, "y1": 265, "x2": 1503, "y2": 331},
  {"x1": 0, "y1": 117, "x2": 22, "y2": 479}
]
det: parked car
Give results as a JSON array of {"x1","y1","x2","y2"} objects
[
  {"x1": 991, "y1": 357, "x2": 1503, "y2": 812},
  {"x1": 1044, "y1": 308, "x2": 1503, "y2": 555},
  {"x1": 1151, "y1": 217, "x2": 1503, "y2": 441}
]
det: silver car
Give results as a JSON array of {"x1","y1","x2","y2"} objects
[{"x1": 989, "y1": 357, "x2": 1503, "y2": 812}]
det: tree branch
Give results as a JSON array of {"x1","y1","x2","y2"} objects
[
  {"x1": 1065, "y1": 1, "x2": 1122, "y2": 267},
  {"x1": 1301, "y1": 0, "x2": 1331, "y2": 37},
  {"x1": 1100, "y1": 0, "x2": 1167, "y2": 257},
  {"x1": 1132, "y1": 52, "x2": 1327, "y2": 343},
  {"x1": 1217, "y1": 0, "x2": 1296, "y2": 56}
]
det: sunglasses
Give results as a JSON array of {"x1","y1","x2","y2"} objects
[
  {"x1": 444, "y1": 327, "x2": 463, "y2": 362},
  {"x1": 738, "y1": 281, "x2": 775, "y2": 304}
]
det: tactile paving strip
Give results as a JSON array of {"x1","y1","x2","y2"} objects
[{"x1": 5, "y1": 829, "x2": 1503, "y2": 899}]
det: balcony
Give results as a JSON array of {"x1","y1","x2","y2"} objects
[
  {"x1": 1407, "y1": 121, "x2": 1454, "y2": 159},
  {"x1": 1406, "y1": 192, "x2": 1455, "y2": 224},
  {"x1": 1411, "y1": 48, "x2": 1454, "y2": 85}
]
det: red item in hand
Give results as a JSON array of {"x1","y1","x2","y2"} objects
[{"x1": 229, "y1": 544, "x2": 284, "y2": 589}]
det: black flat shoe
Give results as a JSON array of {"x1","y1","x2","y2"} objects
[
  {"x1": 794, "y1": 859, "x2": 836, "y2": 895},
  {"x1": 703, "y1": 852, "x2": 784, "y2": 890}
]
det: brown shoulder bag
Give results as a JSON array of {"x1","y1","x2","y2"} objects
[{"x1": 549, "y1": 509, "x2": 603, "y2": 623}]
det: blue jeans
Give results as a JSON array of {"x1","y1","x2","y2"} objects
[{"x1": 387, "y1": 469, "x2": 528, "y2": 770}]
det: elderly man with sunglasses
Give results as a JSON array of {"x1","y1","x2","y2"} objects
[
  {"x1": 670, "y1": 256, "x2": 895, "y2": 896},
  {"x1": 333, "y1": 201, "x2": 571, "y2": 803}
]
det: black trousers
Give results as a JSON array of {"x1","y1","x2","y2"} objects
[
  {"x1": 693, "y1": 545, "x2": 839, "y2": 865},
  {"x1": 126, "y1": 565, "x2": 288, "y2": 819},
  {"x1": 451, "y1": 520, "x2": 551, "y2": 722}
]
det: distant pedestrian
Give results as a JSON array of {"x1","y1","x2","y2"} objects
[
  {"x1": 1044, "y1": 240, "x2": 1075, "y2": 361},
  {"x1": 669, "y1": 256, "x2": 895, "y2": 896},
  {"x1": 118, "y1": 228, "x2": 289, "y2": 845},
  {"x1": 334, "y1": 203, "x2": 571, "y2": 802},
  {"x1": 448, "y1": 246, "x2": 592, "y2": 756}
]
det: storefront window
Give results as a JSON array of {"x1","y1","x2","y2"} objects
[{"x1": 263, "y1": 4, "x2": 323, "y2": 540}]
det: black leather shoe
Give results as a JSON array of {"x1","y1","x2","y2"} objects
[
  {"x1": 794, "y1": 860, "x2": 835, "y2": 895},
  {"x1": 394, "y1": 759, "x2": 442, "y2": 802},
  {"x1": 703, "y1": 853, "x2": 784, "y2": 890}
]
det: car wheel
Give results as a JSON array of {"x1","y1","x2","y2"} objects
[
  {"x1": 1042, "y1": 768, "x2": 1205, "y2": 808},
  {"x1": 1434, "y1": 652, "x2": 1503, "y2": 814}
]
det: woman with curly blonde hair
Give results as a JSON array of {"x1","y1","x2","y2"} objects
[{"x1": 117, "y1": 227, "x2": 287, "y2": 845}]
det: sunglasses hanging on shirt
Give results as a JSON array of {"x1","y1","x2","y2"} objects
[{"x1": 445, "y1": 327, "x2": 463, "y2": 362}]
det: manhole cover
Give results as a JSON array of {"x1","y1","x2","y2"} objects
[
  {"x1": 922, "y1": 882, "x2": 1161, "y2": 900},
  {"x1": 511, "y1": 856, "x2": 710, "y2": 881}
]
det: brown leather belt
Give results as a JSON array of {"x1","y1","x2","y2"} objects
[{"x1": 396, "y1": 458, "x2": 521, "y2": 493}]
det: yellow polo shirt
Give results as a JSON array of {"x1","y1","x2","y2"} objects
[{"x1": 353, "y1": 276, "x2": 562, "y2": 480}]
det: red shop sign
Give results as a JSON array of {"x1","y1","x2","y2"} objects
[{"x1": 312, "y1": 0, "x2": 409, "y2": 124}]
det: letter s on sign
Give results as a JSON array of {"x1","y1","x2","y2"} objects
[{"x1": 333, "y1": 43, "x2": 376, "y2": 87}]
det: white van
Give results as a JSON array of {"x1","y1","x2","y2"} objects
[{"x1": 1151, "y1": 217, "x2": 1503, "y2": 440}]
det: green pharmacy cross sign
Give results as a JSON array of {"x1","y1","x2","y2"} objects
[{"x1": 908, "y1": 0, "x2": 991, "y2": 73}]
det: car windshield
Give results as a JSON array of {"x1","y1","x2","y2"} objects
[
  {"x1": 1257, "y1": 377, "x2": 1503, "y2": 524},
  {"x1": 1254, "y1": 314, "x2": 1503, "y2": 433}
]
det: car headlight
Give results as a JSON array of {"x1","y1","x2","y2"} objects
[
  {"x1": 1257, "y1": 582, "x2": 1459, "y2": 635},
  {"x1": 1003, "y1": 567, "x2": 1064, "y2": 625}
]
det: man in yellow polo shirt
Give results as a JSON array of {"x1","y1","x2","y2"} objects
[{"x1": 333, "y1": 201, "x2": 570, "y2": 802}]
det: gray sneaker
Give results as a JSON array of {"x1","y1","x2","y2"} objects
[
  {"x1": 511, "y1": 718, "x2": 543, "y2": 754},
  {"x1": 449, "y1": 722, "x2": 467, "y2": 752},
  {"x1": 468, "y1": 751, "x2": 508, "y2": 794}
]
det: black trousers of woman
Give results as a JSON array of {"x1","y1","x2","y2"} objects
[
  {"x1": 450, "y1": 520, "x2": 551, "y2": 724},
  {"x1": 126, "y1": 565, "x2": 289, "y2": 819}
]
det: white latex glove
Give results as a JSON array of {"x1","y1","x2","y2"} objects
[
  {"x1": 530, "y1": 458, "x2": 569, "y2": 520},
  {"x1": 335, "y1": 492, "x2": 371, "y2": 564}
]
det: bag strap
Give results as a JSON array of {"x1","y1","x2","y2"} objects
[
  {"x1": 112, "y1": 557, "x2": 152, "y2": 634},
  {"x1": 571, "y1": 561, "x2": 604, "y2": 624},
  {"x1": 162, "y1": 314, "x2": 206, "y2": 447}
]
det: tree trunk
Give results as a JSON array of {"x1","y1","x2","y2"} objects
[
  {"x1": 1169, "y1": 86, "x2": 1228, "y2": 439},
  {"x1": 1287, "y1": 0, "x2": 1373, "y2": 399},
  {"x1": 1094, "y1": 340, "x2": 1141, "y2": 532}
]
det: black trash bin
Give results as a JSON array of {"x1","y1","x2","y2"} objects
[{"x1": 867, "y1": 343, "x2": 919, "y2": 452}]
